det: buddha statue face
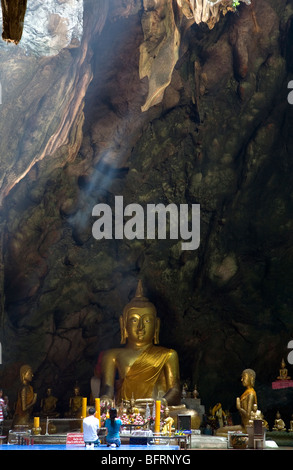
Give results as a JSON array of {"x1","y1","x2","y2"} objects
[
  {"x1": 125, "y1": 307, "x2": 157, "y2": 347},
  {"x1": 120, "y1": 280, "x2": 160, "y2": 346}
]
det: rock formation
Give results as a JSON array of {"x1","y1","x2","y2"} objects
[
  {"x1": 0, "y1": 0, "x2": 27, "y2": 44},
  {"x1": 0, "y1": 0, "x2": 292, "y2": 426}
]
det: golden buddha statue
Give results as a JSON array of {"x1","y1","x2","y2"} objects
[
  {"x1": 40, "y1": 387, "x2": 59, "y2": 418},
  {"x1": 100, "y1": 280, "x2": 181, "y2": 406},
  {"x1": 272, "y1": 411, "x2": 286, "y2": 431},
  {"x1": 12, "y1": 364, "x2": 37, "y2": 427},
  {"x1": 277, "y1": 358, "x2": 291, "y2": 380},
  {"x1": 65, "y1": 385, "x2": 83, "y2": 418},
  {"x1": 216, "y1": 368, "x2": 257, "y2": 436},
  {"x1": 98, "y1": 280, "x2": 200, "y2": 428},
  {"x1": 162, "y1": 407, "x2": 174, "y2": 435},
  {"x1": 248, "y1": 403, "x2": 262, "y2": 423},
  {"x1": 236, "y1": 368, "x2": 257, "y2": 431}
]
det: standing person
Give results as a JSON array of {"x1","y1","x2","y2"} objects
[
  {"x1": 83, "y1": 407, "x2": 100, "y2": 447},
  {"x1": 0, "y1": 389, "x2": 4, "y2": 435},
  {"x1": 105, "y1": 408, "x2": 122, "y2": 448}
]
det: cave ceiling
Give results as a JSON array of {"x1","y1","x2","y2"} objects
[{"x1": 0, "y1": 0, "x2": 292, "y2": 417}]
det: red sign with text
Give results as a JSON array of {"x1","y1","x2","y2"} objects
[{"x1": 66, "y1": 433, "x2": 85, "y2": 445}]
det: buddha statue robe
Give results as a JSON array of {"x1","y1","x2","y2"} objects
[{"x1": 117, "y1": 344, "x2": 174, "y2": 402}]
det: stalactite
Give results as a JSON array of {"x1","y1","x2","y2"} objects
[
  {"x1": 1, "y1": 0, "x2": 27, "y2": 44},
  {"x1": 139, "y1": 0, "x2": 251, "y2": 111}
]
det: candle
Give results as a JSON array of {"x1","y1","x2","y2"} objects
[
  {"x1": 34, "y1": 417, "x2": 40, "y2": 428},
  {"x1": 95, "y1": 398, "x2": 101, "y2": 423},
  {"x1": 82, "y1": 397, "x2": 87, "y2": 418},
  {"x1": 154, "y1": 400, "x2": 161, "y2": 434},
  {"x1": 81, "y1": 397, "x2": 87, "y2": 432}
]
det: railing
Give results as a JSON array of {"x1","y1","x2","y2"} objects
[{"x1": 45, "y1": 417, "x2": 82, "y2": 435}]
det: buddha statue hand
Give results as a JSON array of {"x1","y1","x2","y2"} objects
[
  {"x1": 100, "y1": 396, "x2": 114, "y2": 408},
  {"x1": 161, "y1": 397, "x2": 168, "y2": 407}
]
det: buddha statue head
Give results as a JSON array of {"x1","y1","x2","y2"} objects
[
  {"x1": 119, "y1": 280, "x2": 160, "y2": 346},
  {"x1": 241, "y1": 368, "x2": 256, "y2": 388},
  {"x1": 20, "y1": 364, "x2": 34, "y2": 385}
]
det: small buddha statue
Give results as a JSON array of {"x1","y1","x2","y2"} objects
[
  {"x1": 277, "y1": 358, "x2": 291, "y2": 380},
  {"x1": 12, "y1": 364, "x2": 37, "y2": 427},
  {"x1": 65, "y1": 386, "x2": 83, "y2": 418},
  {"x1": 248, "y1": 403, "x2": 267, "y2": 429},
  {"x1": 40, "y1": 388, "x2": 59, "y2": 418},
  {"x1": 181, "y1": 383, "x2": 188, "y2": 399},
  {"x1": 100, "y1": 280, "x2": 181, "y2": 406},
  {"x1": 162, "y1": 407, "x2": 174, "y2": 435},
  {"x1": 272, "y1": 411, "x2": 286, "y2": 431},
  {"x1": 248, "y1": 403, "x2": 262, "y2": 424},
  {"x1": 128, "y1": 396, "x2": 140, "y2": 415},
  {"x1": 192, "y1": 385, "x2": 199, "y2": 399}
]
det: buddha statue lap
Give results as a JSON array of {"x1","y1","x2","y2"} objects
[{"x1": 96, "y1": 280, "x2": 200, "y2": 428}]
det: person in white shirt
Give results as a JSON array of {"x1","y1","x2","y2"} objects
[{"x1": 83, "y1": 407, "x2": 100, "y2": 447}]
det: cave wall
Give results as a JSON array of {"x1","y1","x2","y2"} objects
[{"x1": 0, "y1": 0, "x2": 293, "y2": 424}]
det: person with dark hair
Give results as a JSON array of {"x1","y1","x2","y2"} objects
[
  {"x1": 83, "y1": 407, "x2": 100, "y2": 447},
  {"x1": 105, "y1": 408, "x2": 122, "y2": 447}
]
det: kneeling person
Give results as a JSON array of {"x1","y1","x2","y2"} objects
[
  {"x1": 105, "y1": 408, "x2": 121, "y2": 448},
  {"x1": 83, "y1": 407, "x2": 100, "y2": 447}
]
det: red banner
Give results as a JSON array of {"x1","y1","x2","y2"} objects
[
  {"x1": 66, "y1": 433, "x2": 85, "y2": 445},
  {"x1": 272, "y1": 380, "x2": 293, "y2": 389}
]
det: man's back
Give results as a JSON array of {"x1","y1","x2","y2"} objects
[{"x1": 83, "y1": 414, "x2": 100, "y2": 443}]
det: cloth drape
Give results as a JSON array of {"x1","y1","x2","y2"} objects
[{"x1": 118, "y1": 344, "x2": 173, "y2": 401}]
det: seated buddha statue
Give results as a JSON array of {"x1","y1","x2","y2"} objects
[
  {"x1": 248, "y1": 403, "x2": 262, "y2": 424},
  {"x1": 99, "y1": 280, "x2": 181, "y2": 407},
  {"x1": 40, "y1": 387, "x2": 59, "y2": 418},
  {"x1": 12, "y1": 364, "x2": 37, "y2": 427},
  {"x1": 272, "y1": 411, "x2": 286, "y2": 431},
  {"x1": 277, "y1": 358, "x2": 291, "y2": 380}
]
